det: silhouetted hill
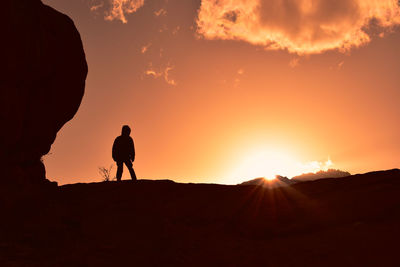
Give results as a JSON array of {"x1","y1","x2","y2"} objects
[
  {"x1": 1, "y1": 169, "x2": 400, "y2": 266},
  {"x1": 291, "y1": 168, "x2": 351, "y2": 182}
]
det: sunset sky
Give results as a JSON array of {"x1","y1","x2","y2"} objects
[{"x1": 42, "y1": 0, "x2": 400, "y2": 185}]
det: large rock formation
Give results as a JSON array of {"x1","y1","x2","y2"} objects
[{"x1": 1, "y1": 0, "x2": 88, "y2": 185}]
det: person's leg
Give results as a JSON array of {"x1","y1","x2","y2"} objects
[
  {"x1": 124, "y1": 160, "x2": 137, "y2": 181},
  {"x1": 116, "y1": 161, "x2": 123, "y2": 181}
]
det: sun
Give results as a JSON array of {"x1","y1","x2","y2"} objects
[
  {"x1": 224, "y1": 148, "x2": 299, "y2": 184},
  {"x1": 223, "y1": 146, "x2": 333, "y2": 185}
]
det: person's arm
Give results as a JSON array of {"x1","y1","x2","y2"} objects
[
  {"x1": 130, "y1": 137, "x2": 135, "y2": 162},
  {"x1": 112, "y1": 138, "x2": 117, "y2": 162}
]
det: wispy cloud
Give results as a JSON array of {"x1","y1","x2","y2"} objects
[
  {"x1": 90, "y1": 0, "x2": 145, "y2": 23},
  {"x1": 145, "y1": 63, "x2": 177, "y2": 86},
  {"x1": 90, "y1": 2, "x2": 104, "y2": 11},
  {"x1": 172, "y1": 26, "x2": 180, "y2": 35},
  {"x1": 154, "y1": 8, "x2": 167, "y2": 17},
  {"x1": 234, "y1": 68, "x2": 245, "y2": 87},
  {"x1": 141, "y1": 43, "x2": 151, "y2": 54},
  {"x1": 164, "y1": 65, "x2": 177, "y2": 85},
  {"x1": 106, "y1": 0, "x2": 144, "y2": 23},
  {"x1": 197, "y1": 0, "x2": 400, "y2": 54}
]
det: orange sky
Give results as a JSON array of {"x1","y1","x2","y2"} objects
[{"x1": 42, "y1": 0, "x2": 400, "y2": 185}]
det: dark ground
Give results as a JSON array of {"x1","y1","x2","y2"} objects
[{"x1": 1, "y1": 169, "x2": 400, "y2": 266}]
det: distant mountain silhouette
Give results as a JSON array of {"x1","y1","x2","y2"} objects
[
  {"x1": 2, "y1": 0, "x2": 87, "y2": 186},
  {"x1": 239, "y1": 169, "x2": 351, "y2": 187},
  {"x1": 239, "y1": 175, "x2": 295, "y2": 187},
  {"x1": 2, "y1": 169, "x2": 400, "y2": 265},
  {"x1": 291, "y1": 168, "x2": 351, "y2": 182}
]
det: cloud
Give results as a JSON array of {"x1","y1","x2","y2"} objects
[
  {"x1": 90, "y1": 0, "x2": 145, "y2": 23},
  {"x1": 141, "y1": 43, "x2": 151, "y2": 54},
  {"x1": 172, "y1": 26, "x2": 181, "y2": 35},
  {"x1": 196, "y1": 0, "x2": 400, "y2": 54},
  {"x1": 145, "y1": 63, "x2": 177, "y2": 85},
  {"x1": 154, "y1": 8, "x2": 167, "y2": 17},
  {"x1": 106, "y1": 0, "x2": 144, "y2": 23},
  {"x1": 164, "y1": 66, "x2": 177, "y2": 85},
  {"x1": 234, "y1": 68, "x2": 245, "y2": 87},
  {"x1": 90, "y1": 2, "x2": 104, "y2": 11},
  {"x1": 299, "y1": 158, "x2": 334, "y2": 173}
]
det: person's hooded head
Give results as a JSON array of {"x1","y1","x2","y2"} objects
[{"x1": 121, "y1": 125, "x2": 131, "y2": 136}]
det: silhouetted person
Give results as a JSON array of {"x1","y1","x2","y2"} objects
[{"x1": 112, "y1": 125, "x2": 137, "y2": 181}]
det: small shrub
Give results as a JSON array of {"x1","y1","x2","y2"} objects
[{"x1": 99, "y1": 165, "x2": 114, "y2": 182}]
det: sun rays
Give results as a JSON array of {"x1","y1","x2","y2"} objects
[{"x1": 224, "y1": 146, "x2": 334, "y2": 185}]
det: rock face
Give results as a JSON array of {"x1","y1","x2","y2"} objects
[{"x1": 1, "y1": 0, "x2": 88, "y2": 185}]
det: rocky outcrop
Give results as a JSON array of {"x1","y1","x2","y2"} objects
[{"x1": 1, "y1": 0, "x2": 88, "y2": 185}]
